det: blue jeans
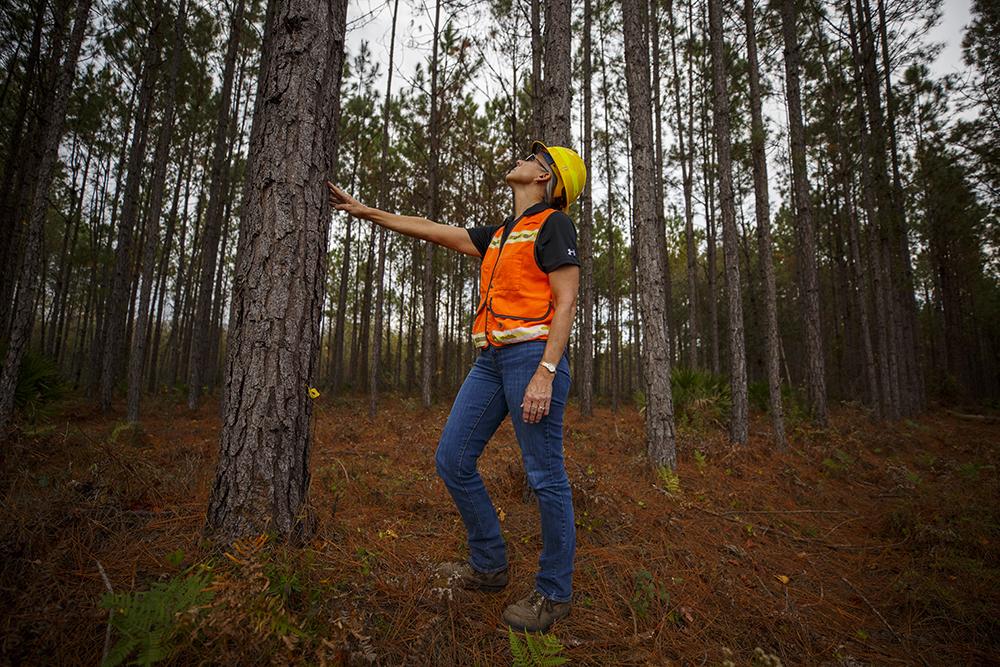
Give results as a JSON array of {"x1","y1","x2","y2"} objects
[{"x1": 434, "y1": 340, "x2": 575, "y2": 602}]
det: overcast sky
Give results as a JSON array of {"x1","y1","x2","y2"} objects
[
  {"x1": 344, "y1": 0, "x2": 976, "y2": 102},
  {"x1": 339, "y1": 0, "x2": 977, "y2": 227}
]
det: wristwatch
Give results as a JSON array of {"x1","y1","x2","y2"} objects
[{"x1": 539, "y1": 361, "x2": 556, "y2": 375}]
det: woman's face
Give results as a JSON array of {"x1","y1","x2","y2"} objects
[{"x1": 505, "y1": 152, "x2": 551, "y2": 187}]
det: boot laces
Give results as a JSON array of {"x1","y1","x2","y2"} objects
[{"x1": 526, "y1": 590, "x2": 545, "y2": 614}]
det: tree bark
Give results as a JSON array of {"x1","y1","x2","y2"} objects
[
  {"x1": 205, "y1": 0, "x2": 348, "y2": 543},
  {"x1": 622, "y1": 0, "x2": 677, "y2": 469},
  {"x1": 541, "y1": 0, "x2": 571, "y2": 145}
]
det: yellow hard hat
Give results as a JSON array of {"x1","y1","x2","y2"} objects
[{"x1": 531, "y1": 140, "x2": 587, "y2": 209}]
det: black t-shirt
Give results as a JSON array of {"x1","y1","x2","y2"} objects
[{"x1": 466, "y1": 202, "x2": 580, "y2": 273}]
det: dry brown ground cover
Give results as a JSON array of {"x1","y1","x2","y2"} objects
[{"x1": 1, "y1": 393, "x2": 998, "y2": 666}]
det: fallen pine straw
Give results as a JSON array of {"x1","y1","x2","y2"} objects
[{"x1": 0, "y1": 394, "x2": 997, "y2": 665}]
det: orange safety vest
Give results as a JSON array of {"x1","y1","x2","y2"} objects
[{"x1": 472, "y1": 207, "x2": 557, "y2": 348}]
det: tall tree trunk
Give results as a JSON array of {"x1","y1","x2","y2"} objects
[
  {"x1": 578, "y1": 0, "x2": 595, "y2": 417},
  {"x1": 530, "y1": 0, "x2": 543, "y2": 141},
  {"x1": 651, "y1": 0, "x2": 673, "y2": 367},
  {"x1": 0, "y1": 0, "x2": 46, "y2": 330},
  {"x1": 846, "y1": 0, "x2": 894, "y2": 419},
  {"x1": 0, "y1": 0, "x2": 93, "y2": 434},
  {"x1": 597, "y1": 19, "x2": 618, "y2": 411},
  {"x1": 875, "y1": 0, "x2": 922, "y2": 413},
  {"x1": 668, "y1": 0, "x2": 698, "y2": 370},
  {"x1": 205, "y1": 0, "x2": 348, "y2": 543},
  {"x1": 128, "y1": 0, "x2": 187, "y2": 424},
  {"x1": 369, "y1": 0, "x2": 400, "y2": 417},
  {"x1": 708, "y1": 0, "x2": 748, "y2": 445},
  {"x1": 99, "y1": 10, "x2": 161, "y2": 412},
  {"x1": 421, "y1": 0, "x2": 443, "y2": 409},
  {"x1": 743, "y1": 0, "x2": 785, "y2": 447},
  {"x1": 187, "y1": 0, "x2": 246, "y2": 410},
  {"x1": 622, "y1": 0, "x2": 677, "y2": 469},
  {"x1": 541, "y1": 0, "x2": 571, "y2": 145},
  {"x1": 781, "y1": 0, "x2": 827, "y2": 425}
]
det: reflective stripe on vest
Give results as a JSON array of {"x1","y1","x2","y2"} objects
[{"x1": 472, "y1": 207, "x2": 557, "y2": 348}]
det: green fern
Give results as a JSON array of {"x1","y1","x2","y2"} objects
[
  {"x1": 508, "y1": 627, "x2": 568, "y2": 667},
  {"x1": 656, "y1": 465, "x2": 681, "y2": 495},
  {"x1": 99, "y1": 569, "x2": 214, "y2": 666}
]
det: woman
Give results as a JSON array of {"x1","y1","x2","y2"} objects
[{"x1": 325, "y1": 140, "x2": 586, "y2": 633}]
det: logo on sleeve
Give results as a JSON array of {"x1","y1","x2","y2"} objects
[{"x1": 567, "y1": 249, "x2": 576, "y2": 257}]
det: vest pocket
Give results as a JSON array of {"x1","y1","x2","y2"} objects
[{"x1": 488, "y1": 297, "x2": 553, "y2": 323}]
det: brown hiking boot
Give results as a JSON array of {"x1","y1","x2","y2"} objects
[
  {"x1": 502, "y1": 590, "x2": 571, "y2": 632},
  {"x1": 435, "y1": 561, "x2": 508, "y2": 592}
]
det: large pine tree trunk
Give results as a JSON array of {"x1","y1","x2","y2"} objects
[
  {"x1": 578, "y1": 0, "x2": 595, "y2": 417},
  {"x1": 622, "y1": 0, "x2": 677, "y2": 469},
  {"x1": 743, "y1": 0, "x2": 785, "y2": 448},
  {"x1": 187, "y1": 0, "x2": 246, "y2": 410},
  {"x1": 205, "y1": 0, "x2": 348, "y2": 543},
  {"x1": 541, "y1": 0, "x2": 571, "y2": 144},
  {"x1": 781, "y1": 0, "x2": 827, "y2": 425},
  {"x1": 708, "y1": 0, "x2": 748, "y2": 445},
  {"x1": 0, "y1": 0, "x2": 93, "y2": 434},
  {"x1": 127, "y1": 0, "x2": 187, "y2": 424}
]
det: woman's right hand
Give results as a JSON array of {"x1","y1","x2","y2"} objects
[{"x1": 326, "y1": 181, "x2": 370, "y2": 219}]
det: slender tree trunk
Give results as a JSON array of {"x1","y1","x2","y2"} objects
[
  {"x1": 421, "y1": 0, "x2": 443, "y2": 408},
  {"x1": 743, "y1": 0, "x2": 785, "y2": 447},
  {"x1": 708, "y1": 0, "x2": 748, "y2": 445},
  {"x1": 369, "y1": 0, "x2": 400, "y2": 417},
  {"x1": 530, "y1": 0, "x2": 543, "y2": 140},
  {"x1": 0, "y1": 0, "x2": 93, "y2": 433},
  {"x1": 128, "y1": 0, "x2": 187, "y2": 424},
  {"x1": 622, "y1": 0, "x2": 677, "y2": 469},
  {"x1": 668, "y1": 0, "x2": 698, "y2": 370},
  {"x1": 187, "y1": 0, "x2": 246, "y2": 410},
  {"x1": 781, "y1": 0, "x2": 827, "y2": 425},
  {"x1": 205, "y1": 0, "x2": 348, "y2": 543},
  {"x1": 0, "y1": 0, "x2": 45, "y2": 330},
  {"x1": 100, "y1": 11, "x2": 160, "y2": 412},
  {"x1": 651, "y1": 0, "x2": 673, "y2": 367},
  {"x1": 846, "y1": 0, "x2": 894, "y2": 419},
  {"x1": 578, "y1": 0, "x2": 595, "y2": 416}
]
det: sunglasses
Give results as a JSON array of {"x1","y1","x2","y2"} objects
[{"x1": 524, "y1": 152, "x2": 554, "y2": 172}]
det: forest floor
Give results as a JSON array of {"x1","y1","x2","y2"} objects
[{"x1": 1, "y1": 392, "x2": 999, "y2": 666}]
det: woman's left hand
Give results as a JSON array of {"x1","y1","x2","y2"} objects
[{"x1": 521, "y1": 370, "x2": 553, "y2": 424}]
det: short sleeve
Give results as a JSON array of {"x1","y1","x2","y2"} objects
[
  {"x1": 467, "y1": 225, "x2": 501, "y2": 257},
  {"x1": 535, "y1": 211, "x2": 580, "y2": 273}
]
